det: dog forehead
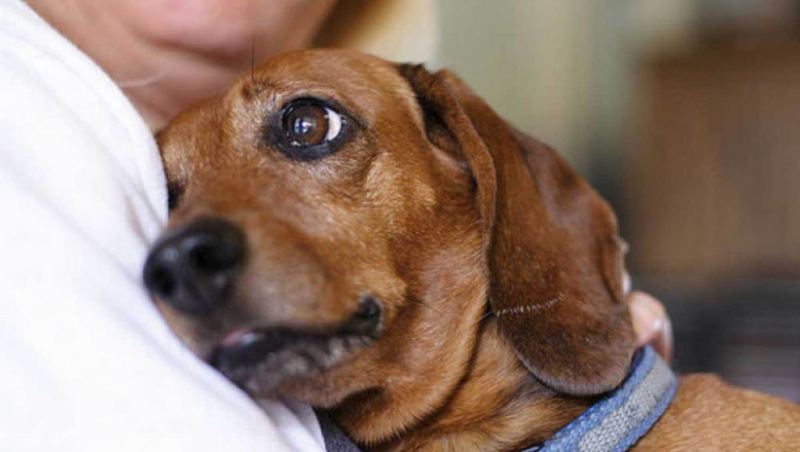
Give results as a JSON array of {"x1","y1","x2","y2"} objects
[
  {"x1": 242, "y1": 49, "x2": 421, "y2": 121},
  {"x1": 260, "y1": 49, "x2": 396, "y2": 86}
]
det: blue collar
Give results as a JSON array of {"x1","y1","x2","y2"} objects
[
  {"x1": 319, "y1": 346, "x2": 676, "y2": 452},
  {"x1": 527, "y1": 346, "x2": 677, "y2": 452}
]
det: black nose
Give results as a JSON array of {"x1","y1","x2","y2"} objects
[{"x1": 144, "y1": 218, "x2": 245, "y2": 315}]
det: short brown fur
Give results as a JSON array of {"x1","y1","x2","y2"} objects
[{"x1": 155, "y1": 49, "x2": 800, "y2": 451}]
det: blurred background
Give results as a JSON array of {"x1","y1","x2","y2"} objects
[{"x1": 433, "y1": 0, "x2": 800, "y2": 401}]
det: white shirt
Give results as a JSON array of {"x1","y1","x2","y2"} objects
[{"x1": 0, "y1": 1, "x2": 324, "y2": 450}]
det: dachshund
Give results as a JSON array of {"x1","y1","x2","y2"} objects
[{"x1": 144, "y1": 49, "x2": 799, "y2": 451}]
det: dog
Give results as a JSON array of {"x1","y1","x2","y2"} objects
[{"x1": 144, "y1": 49, "x2": 799, "y2": 450}]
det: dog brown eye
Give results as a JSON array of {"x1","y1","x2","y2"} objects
[
  {"x1": 272, "y1": 98, "x2": 350, "y2": 160},
  {"x1": 279, "y1": 98, "x2": 345, "y2": 156},
  {"x1": 285, "y1": 104, "x2": 329, "y2": 146}
]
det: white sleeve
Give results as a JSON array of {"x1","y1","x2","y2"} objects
[{"x1": 0, "y1": 2, "x2": 324, "y2": 451}]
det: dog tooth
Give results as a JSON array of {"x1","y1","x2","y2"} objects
[
  {"x1": 326, "y1": 337, "x2": 345, "y2": 363},
  {"x1": 342, "y1": 336, "x2": 357, "y2": 348},
  {"x1": 283, "y1": 353, "x2": 310, "y2": 375},
  {"x1": 344, "y1": 335, "x2": 368, "y2": 348},
  {"x1": 238, "y1": 331, "x2": 263, "y2": 346}
]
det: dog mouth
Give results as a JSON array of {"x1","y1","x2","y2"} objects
[{"x1": 210, "y1": 296, "x2": 383, "y2": 395}]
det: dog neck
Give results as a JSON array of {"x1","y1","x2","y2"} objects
[{"x1": 334, "y1": 320, "x2": 592, "y2": 451}]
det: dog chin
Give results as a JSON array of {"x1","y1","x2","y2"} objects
[
  {"x1": 213, "y1": 328, "x2": 376, "y2": 396},
  {"x1": 209, "y1": 296, "x2": 384, "y2": 397}
]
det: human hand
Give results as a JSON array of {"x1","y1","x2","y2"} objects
[{"x1": 627, "y1": 291, "x2": 673, "y2": 363}]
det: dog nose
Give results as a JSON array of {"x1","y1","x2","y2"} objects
[{"x1": 143, "y1": 218, "x2": 245, "y2": 315}]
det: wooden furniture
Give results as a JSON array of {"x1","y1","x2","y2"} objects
[{"x1": 627, "y1": 41, "x2": 800, "y2": 282}]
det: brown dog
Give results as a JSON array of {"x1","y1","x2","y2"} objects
[{"x1": 144, "y1": 49, "x2": 799, "y2": 450}]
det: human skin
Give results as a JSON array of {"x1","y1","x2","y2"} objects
[
  {"x1": 630, "y1": 291, "x2": 673, "y2": 362},
  {"x1": 26, "y1": 0, "x2": 673, "y2": 358},
  {"x1": 28, "y1": 0, "x2": 337, "y2": 131}
]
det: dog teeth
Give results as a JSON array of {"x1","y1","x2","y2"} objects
[
  {"x1": 239, "y1": 331, "x2": 263, "y2": 346},
  {"x1": 343, "y1": 335, "x2": 368, "y2": 348},
  {"x1": 229, "y1": 330, "x2": 376, "y2": 396},
  {"x1": 326, "y1": 337, "x2": 346, "y2": 363},
  {"x1": 282, "y1": 352, "x2": 311, "y2": 375}
]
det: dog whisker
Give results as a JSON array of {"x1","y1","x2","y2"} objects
[
  {"x1": 407, "y1": 296, "x2": 442, "y2": 314},
  {"x1": 250, "y1": 36, "x2": 255, "y2": 84}
]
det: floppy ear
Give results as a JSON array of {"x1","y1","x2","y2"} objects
[{"x1": 397, "y1": 64, "x2": 636, "y2": 396}]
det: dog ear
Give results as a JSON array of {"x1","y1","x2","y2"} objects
[{"x1": 397, "y1": 64, "x2": 636, "y2": 396}]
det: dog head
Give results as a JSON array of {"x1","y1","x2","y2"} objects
[{"x1": 145, "y1": 49, "x2": 635, "y2": 441}]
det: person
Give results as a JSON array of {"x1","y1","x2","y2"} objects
[{"x1": 0, "y1": 0, "x2": 671, "y2": 450}]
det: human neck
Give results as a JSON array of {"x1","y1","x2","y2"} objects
[
  {"x1": 342, "y1": 322, "x2": 591, "y2": 451},
  {"x1": 28, "y1": 0, "x2": 239, "y2": 131},
  {"x1": 27, "y1": 0, "x2": 335, "y2": 132}
]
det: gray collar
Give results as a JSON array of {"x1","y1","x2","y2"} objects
[
  {"x1": 527, "y1": 346, "x2": 677, "y2": 452},
  {"x1": 319, "y1": 346, "x2": 677, "y2": 452}
]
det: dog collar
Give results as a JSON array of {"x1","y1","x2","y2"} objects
[
  {"x1": 525, "y1": 346, "x2": 677, "y2": 452},
  {"x1": 318, "y1": 346, "x2": 676, "y2": 452}
]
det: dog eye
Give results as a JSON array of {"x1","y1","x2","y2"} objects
[
  {"x1": 284, "y1": 103, "x2": 341, "y2": 145},
  {"x1": 276, "y1": 98, "x2": 347, "y2": 160}
]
